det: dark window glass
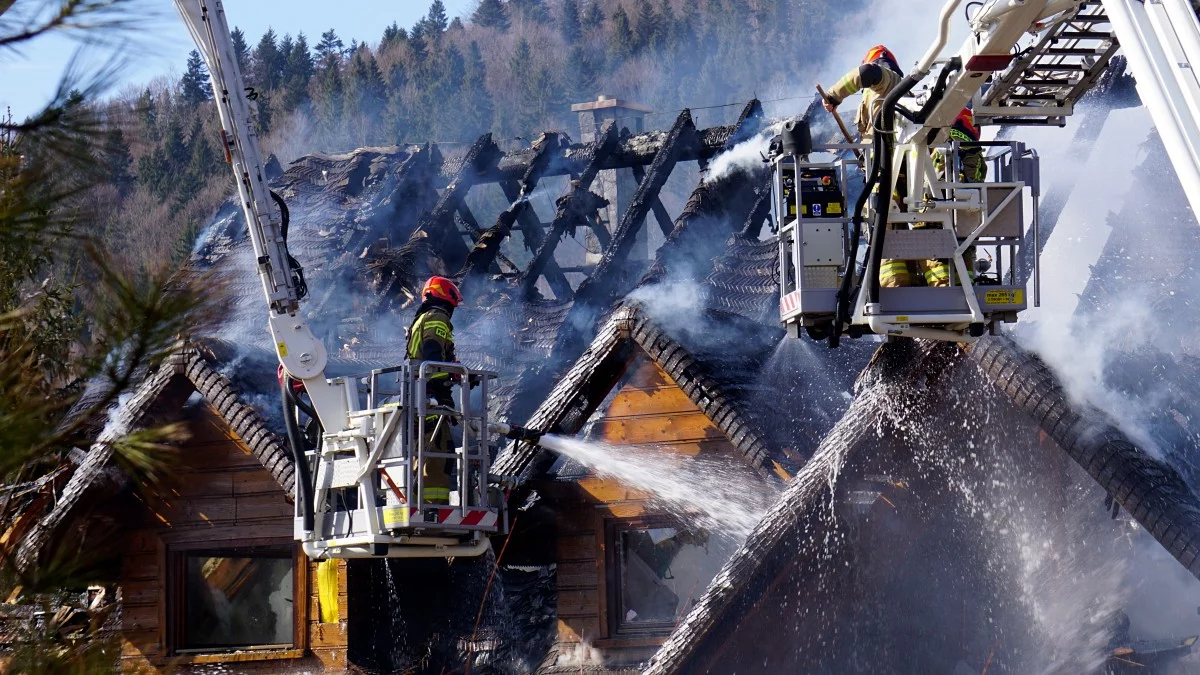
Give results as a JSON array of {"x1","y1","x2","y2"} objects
[
  {"x1": 613, "y1": 524, "x2": 723, "y2": 634},
  {"x1": 180, "y1": 552, "x2": 293, "y2": 650}
]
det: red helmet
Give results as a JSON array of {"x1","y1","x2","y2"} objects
[
  {"x1": 863, "y1": 45, "x2": 902, "y2": 74},
  {"x1": 422, "y1": 276, "x2": 462, "y2": 307},
  {"x1": 863, "y1": 45, "x2": 896, "y2": 65}
]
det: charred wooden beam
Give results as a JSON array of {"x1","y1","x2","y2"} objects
[
  {"x1": 726, "y1": 99, "x2": 766, "y2": 150},
  {"x1": 443, "y1": 112, "x2": 755, "y2": 185},
  {"x1": 549, "y1": 110, "x2": 699, "y2": 354},
  {"x1": 498, "y1": 180, "x2": 572, "y2": 299},
  {"x1": 455, "y1": 205, "x2": 519, "y2": 275},
  {"x1": 518, "y1": 132, "x2": 571, "y2": 195},
  {"x1": 454, "y1": 202, "x2": 526, "y2": 284},
  {"x1": 411, "y1": 134, "x2": 502, "y2": 275},
  {"x1": 373, "y1": 143, "x2": 444, "y2": 241},
  {"x1": 739, "y1": 179, "x2": 774, "y2": 239},
  {"x1": 631, "y1": 164, "x2": 675, "y2": 237},
  {"x1": 967, "y1": 335, "x2": 1200, "y2": 580},
  {"x1": 518, "y1": 122, "x2": 619, "y2": 298},
  {"x1": 518, "y1": 187, "x2": 608, "y2": 299}
]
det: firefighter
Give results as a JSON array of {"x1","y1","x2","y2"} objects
[
  {"x1": 821, "y1": 45, "x2": 913, "y2": 288},
  {"x1": 920, "y1": 107, "x2": 988, "y2": 287},
  {"x1": 407, "y1": 275, "x2": 464, "y2": 505}
]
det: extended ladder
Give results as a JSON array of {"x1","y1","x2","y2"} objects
[{"x1": 975, "y1": 0, "x2": 1119, "y2": 127}]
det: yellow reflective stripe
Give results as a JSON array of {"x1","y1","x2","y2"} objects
[
  {"x1": 407, "y1": 313, "x2": 454, "y2": 359},
  {"x1": 422, "y1": 487, "x2": 450, "y2": 500},
  {"x1": 923, "y1": 261, "x2": 950, "y2": 286},
  {"x1": 879, "y1": 259, "x2": 910, "y2": 286}
]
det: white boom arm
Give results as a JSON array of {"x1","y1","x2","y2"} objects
[
  {"x1": 1102, "y1": 0, "x2": 1200, "y2": 218},
  {"x1": 173, "y1": 0, "x2": 347, "y2": 428}
]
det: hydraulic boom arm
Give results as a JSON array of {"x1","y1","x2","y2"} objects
[{"x1": 173, "y1": 0, "x2": 346, "y2": 427}]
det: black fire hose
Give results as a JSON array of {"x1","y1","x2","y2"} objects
[
  {"x1": 833, "y1": 134, "x2": 885, "y2": 346},
  {"x1": 915, "y1": 58, "x2": 961, "y2": 126},
  {"x1": 281, "y1": 379, "x2": 316, "y2": 533},
  {"x1": 270, "y1": 190, "x2": 308, "y2": 301},
  {"x1": 865, "y1": 72, "x2": 925, "y2": 306}
]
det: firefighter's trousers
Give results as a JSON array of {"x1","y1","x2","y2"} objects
[{"x1": 421, "y1": 414, "x2": 452, "y2": 504}]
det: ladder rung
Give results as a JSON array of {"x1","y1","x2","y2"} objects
[
  {"x1": 1059, "y1": 31, "x2": 1112, "y2": 39},
  {"x1": 1006, "y1": 94, "x2": 1061, "y2": 101},
  {"x1": 1068, "y1": 14, "x2": 1110, "y2": 24},
  {"x1": 1043, "y1": 48, "x2": 1107, "y2": 56},
  {"x1": 1017, "y1": 79, "x2": 1073, "y2": 86},
  {"x1": 1029, "y1": 64, "x2": 1089, "y2": 72},
  {"x1": 988, "y1": 117, "x2": 1068, "y2": 126}
]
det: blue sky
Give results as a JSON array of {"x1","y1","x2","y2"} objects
[{"x1": 1, "y1": 0, "x2": 476, "y2": 121}]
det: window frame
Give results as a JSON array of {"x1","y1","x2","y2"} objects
[
  {"x1": 166, "y1": 540, "x2": 306, "y2": 656},
  {"x1": 604, "y1": 515, "x2": 702, "y2": 637}
]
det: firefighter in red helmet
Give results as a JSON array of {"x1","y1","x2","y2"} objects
[
  {"x1": 407, "y1": 276, "x2": 463, "y2": 505},
  {"x1": 821, "y1": 45, "x2": 905, "y2": 144},
  {"x1": 821, "y1": 45, "x2": 913, "y2": 287}
]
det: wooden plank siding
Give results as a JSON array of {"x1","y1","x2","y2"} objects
[
  {"x1": 552, "y1": 357, "x2": 738, "y2": 666},
  {"x1": 118, "y1": 403, "x2": 347, "y2": 673}
]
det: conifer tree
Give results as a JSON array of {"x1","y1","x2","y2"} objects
[
  {"x1": 282, "y1": 33, "x2": 314, "y2": 109},
  {"x1": 315, "y1": 29, "x2": 344, "y2": 64},
  {"x1": 472, "y1": 0, "x2": 510, "y2": 32},
  {"x1": 560, "y1": 0, "x2": 582, "y2": 44},
  {"x1": 162, "y1": 116, "x2": 189, "y2": 179},
  {"x1": 384, "y1": 60, "x2": 410, "y2": 140},
  {"x1": 101, "y1": 127, "x2": 134, "y2": 194},
  {"x1": 425, "y1": 0, "x2": 449, "y2": 39},
  {"x1": 311, "y1": 57, "x2": 344, "y2": 133},
  {"x1": 450, "y1": 17, "x2": 465, "y2": 31},
  {"x1": 634, "y1": 0, "x2": 663, "y2": 53},
  {"x1": 460, "y1": 41, "x2": 493, "y2": 137},
  {"x1": 582, "y1": 1, "x2": 605, "y2": 32},
  {"x1": 136, "y1": 145, "x2": 169, "y2": 199},
  {"x1": 426, "y1": 44, "x2": 466, "y2": 138},
  {"x1": 137, "y1": 88, "x2": 158, "y2": 137},
  {"x1": 567, "y1": 44, "x2": 601, "y2": 102},
  {"x1": 512, "y1": 0, "x2": 550, "y2": 23},
  {"x1": 230, "y1": 27, "x2": 251, "y2": 74},
  {"x1": 251, "y1": 28, "x2": 284, "y2": 90},
  {"x1": 180, "y1": 50, "x2": 212, "y2": 105},
  {"x1": 608, "y1": 6, "x2": 635, "y2": 63},
  {"x1": 381, "y1": 22, "x2": 404, "y2": 50},
  {"x1": 343, "y1": 49, "x2": 387, "y2": 141}
]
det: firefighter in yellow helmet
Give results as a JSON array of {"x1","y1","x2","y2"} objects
[
  {"x1": 821, "y1": 45, "x2": 913, "y2": 288},
  {"x1": 407, "y1": 276, "x2": 463, "y2": 505}
]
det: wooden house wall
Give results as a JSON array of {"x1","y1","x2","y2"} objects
[
  {"x1": 118, "y1": 402, "x2": 347, "y2": 673},
  {"x1": 546, "y1": 357, "x2": 743, "y2": 667}
]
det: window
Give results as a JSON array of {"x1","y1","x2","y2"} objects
[
  {"x1": 606, "y1": 519, "x2": 726, "y2": 636},
  {"x1": 171, "y1": 546, "x2": 296, "y2": 653}
]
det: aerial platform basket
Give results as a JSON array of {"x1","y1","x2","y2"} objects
[
  {"x1": 774, "y1": 128, "x2": 1042, "y2": 345},
  {"x1": 297, "y1": 361, "x2": 509, "y2": 559}
]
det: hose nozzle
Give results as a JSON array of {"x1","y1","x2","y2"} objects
[{"x1": 488, "y1": 421, "x2": 543, "y2": 445}]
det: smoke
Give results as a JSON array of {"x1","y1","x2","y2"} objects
[
  {"x1": 1021, "y1": 292, "x2": 1166, "y2": 456},
  {"x1": 705, "y1": 124, "x2": 780, "y2": 183}
]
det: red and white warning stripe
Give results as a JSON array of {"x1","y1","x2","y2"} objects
[
  {"x1": 780, "y1": 290, "x2": 803, "y2": 317},
  {"x1": 410, "y1": 506, "x2": 498, "y2": 528}
]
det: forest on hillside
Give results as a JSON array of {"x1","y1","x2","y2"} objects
[{"x1": 47, "y1": 0, "x2": 854, "y2": 276}]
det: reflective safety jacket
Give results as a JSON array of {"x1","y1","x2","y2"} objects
[
  {"x1": 934, "y1": 108, "x2": 987, "y2": 183},
  {"x1": 824, "y1": 61, "x2": 904, "y2": 142},
  {"x1": 407, "y1": 306, "x2": 456, "y2": 402}
]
